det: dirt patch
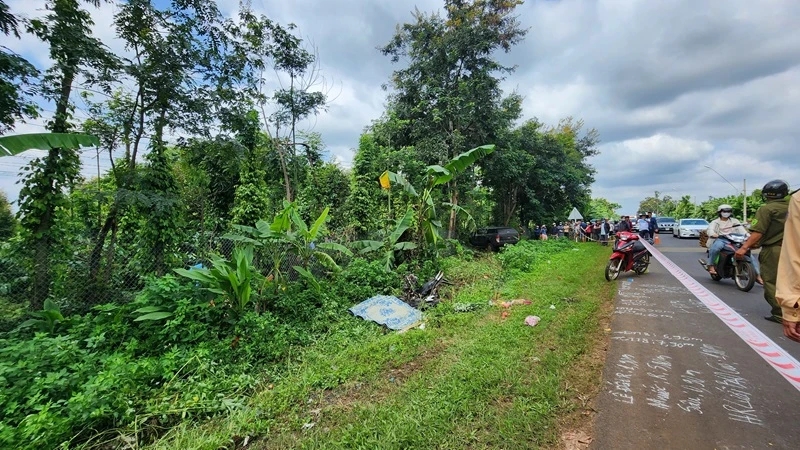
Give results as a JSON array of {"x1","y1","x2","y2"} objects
[{"x1": 551, "y1": 283, "x2": 615, "y2": 449}]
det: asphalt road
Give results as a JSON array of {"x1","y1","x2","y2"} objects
[{"x1": 591, "y1": 233, "x2": 800, "y2": 450}]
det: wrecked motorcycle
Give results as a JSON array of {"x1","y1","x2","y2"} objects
[{"x1": 403, "y1": 271, "x2": 450, "y2": 309}]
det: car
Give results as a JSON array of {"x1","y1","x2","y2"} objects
[
  {"x1": 672, "y1": 218, "x2": 709, "y2": 239},
  {"x1": 656, "y1": 217, "x2": 677, "y2": 233},
  {"x1": 469, "y1": 226, "x2": 520, "y2": 251}
]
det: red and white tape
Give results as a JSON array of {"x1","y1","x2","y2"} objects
[{"x1": 640, "y1": 239, "x2": 800, "y2": 391}]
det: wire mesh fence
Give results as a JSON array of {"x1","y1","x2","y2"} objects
[{"x1": 0, "y1": 231, "x2": 339, "y2": 327}]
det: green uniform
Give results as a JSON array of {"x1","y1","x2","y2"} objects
[{"x1": 750, "y1": 199, "x2": 790, "y2": 320}]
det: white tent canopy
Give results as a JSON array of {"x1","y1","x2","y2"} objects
[{"x1": 567, "y1": 207, "x2": 583, "y2": 221}]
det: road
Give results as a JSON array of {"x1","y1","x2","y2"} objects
[{"x1": 591, "y1": 233, "x2": 800, "y2": 449}]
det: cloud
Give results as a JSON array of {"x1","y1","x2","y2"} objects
[{"x1": 3, "y1": 0, "x2": 800, "y2": 215}]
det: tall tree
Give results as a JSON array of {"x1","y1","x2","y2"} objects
[
  {"x1": 380, "y1": 0, "x2": 527, "y2": 238},
  {"x1": 588, "y1": 197, "x2": 621, "y2": 220},
  {"x1": 0, "y1": 0, "x2": 39, "y2": 134},
  {"x1": 483, "y1": 117, "x2": 598, "y2": 227},
  {"x1": 17, "y1": 0, "x2": 117, "y2": 309}
]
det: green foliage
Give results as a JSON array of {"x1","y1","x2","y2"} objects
[
  {"x1": 0, "y1": 191, "x2": 15, "y2": 240},
  {"x1": 588, "y1": 197, "x2": 621, "y2": 220},
  {"x1": 18, "y1": 298, "x2": 64, "y2": 334},
  {"x1": 352, "y1": 207, "x2": 418, "y2": 271},
  {"x1": 0, "y1": 3, "x2": 39, "y2": 134},
  {"x1": 497, "y1": 239, "x2": 577, "y2": 273},
  {"x1": 483, "y1": 118, "x2": 598, "y2": 227},
  {"x1": 231, "y1": 143, "x2": 273, "y2": 227},
  {"x1": 175, "y1": 245, "x2": 260, "y2": 316}
]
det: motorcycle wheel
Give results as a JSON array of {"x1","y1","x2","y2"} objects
[
  {"x1": 710, "y1": 272, "x2": 722, "y2": 281},
  {"x1": 634, "y1": 254, "x2": 650, "y2": 275},
  {"x1": 605, "y1": 258, "x2": 622, "y2": 281},
  {"x1": 734, "y1": 261, "x2": 756, "y2": 292}
]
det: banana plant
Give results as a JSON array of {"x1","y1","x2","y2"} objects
[
  {"x1": 380, "y1": 144, "x2": 495, "y2": 251},
  {"x1": 352, "y1": 207, "x2": 418, "y2": 271}
]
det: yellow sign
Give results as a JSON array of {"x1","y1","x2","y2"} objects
[{"x1": 379, "y1": 171, "x2": 391, "y2": 190}]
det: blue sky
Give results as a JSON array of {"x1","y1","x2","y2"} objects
[{"x1": 4, "y1": 0, "x2": 800, "y2": 215}]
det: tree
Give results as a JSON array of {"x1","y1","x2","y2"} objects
[
  {"x1": 0, "y1": 0, "x2": 39, "y2": 134},
  {"x1": 588, "y1": 198, "x2": 621, "y2": 220},
  {"x1": 482, "y1": 117, "x2": 598, "y2": 227},
  {"x1": 0, "y1": 190, "x2": 16, "y2": 240},
  {"x1": 380, "y1": 0, "x2": 527, "y2": 238},
  {"x1": 17, "y1": 0, "x2": 118, "y2": 309}
]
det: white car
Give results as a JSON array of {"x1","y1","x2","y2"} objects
[{"x1": 672, "y1": 218, "x2": 709, "y2": 239}]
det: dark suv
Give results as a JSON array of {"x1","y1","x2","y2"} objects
[
  {"x1": 656, "y1": 217, "x2": 677, "y2": 233},
  {"x1": 469, "y1": 227, "x2": 520, "y2": 251}
]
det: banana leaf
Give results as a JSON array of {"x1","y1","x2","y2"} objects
[
  {"x1": 0, "y1": 133, "x2": 100, "y2": 156},
  {"x1": 429, "y1": 144, "x2": 495, "y2": 186}
]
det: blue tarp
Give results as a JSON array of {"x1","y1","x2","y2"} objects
[{"x1": 349, "y1": 295, "x2": 422, "y2": 330}]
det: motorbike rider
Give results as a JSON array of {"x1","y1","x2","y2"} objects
[{"x1": 705, "y1": 204, "x2": 753, "y2": 277}]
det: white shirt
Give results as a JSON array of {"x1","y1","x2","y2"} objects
[
  {"x1": 706, "y1": 217, "x2": 746, "y2": 247},
  {"x1": 637, "y1": 218, "x2": 649, "y2": 231}
]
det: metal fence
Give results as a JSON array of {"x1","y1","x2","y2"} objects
[{"x1": 0, "y1": 232, "x2": 336, "y2": 324}]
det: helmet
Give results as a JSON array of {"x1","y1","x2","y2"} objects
[
  {"x1": 717, "y1": 204, "x2": 733, "y2": 213},
  {"x1": 762, "y1": 179, "x2": 789, "y2": 200}
]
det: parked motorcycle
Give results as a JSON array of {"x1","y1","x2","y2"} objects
[
  {"x1": 605, "y1": 231, "x2": 651, "y2": 281},
  {"x1": 698, "y1": 233, "x2": 756, "y2": 292},
  {"x1": 402, "y1": 271, "x2": 450, "y2": 309}
]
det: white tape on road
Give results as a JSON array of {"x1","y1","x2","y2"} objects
[{"x1": 640, "y1": 239, "x2": 800, "y2": 391}]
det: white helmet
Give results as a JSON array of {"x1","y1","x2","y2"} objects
[{"x1": 717, "y1": 204, "x2": 733, "y2": 212}]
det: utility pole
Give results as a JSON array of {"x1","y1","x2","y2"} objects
[{"x1": 743, "y1": 178, "x2": 747, "y2": 224}]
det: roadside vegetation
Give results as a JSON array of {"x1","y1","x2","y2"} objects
[
  {"x1": 150, "y1": 240, "x2": 613, "y2": 449},
  {"x1": 1, "y1": 1, "x2": 614, "y2": 449}
]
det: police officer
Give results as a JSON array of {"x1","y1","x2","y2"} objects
[{"x1": 736, "y1": 179, "x2": 791, "y2": 323}]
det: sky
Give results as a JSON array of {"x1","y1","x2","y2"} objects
[{"x1": 3, "y1": 0, "x2": 800, "y2": 216}]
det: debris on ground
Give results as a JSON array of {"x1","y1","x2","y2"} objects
[
  {"x1": 562, "y1": 430, "x2": 593, "y2": 449},
  {"x1": 490, "y1": 298, "x2": 532, "y2": 308},
  {"x1": 453, "y1": 302, "x2": 480, "y2": 312},
  {"x1": 349, "y1": 295, "x2": 422, "y2": 330},
  {"x1": 524, "y1": 315, "x2": 541, "y2": 327}
]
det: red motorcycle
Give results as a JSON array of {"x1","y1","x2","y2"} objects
[{"x1": 605, "y1": 231, "x2": 651, "y2": 281}]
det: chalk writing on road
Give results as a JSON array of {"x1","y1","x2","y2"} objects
[
  {"x1": 605, "y1": 339, "x2": 764, "y2": 425},
  {"x1": 614, "y1": 306, "x2": 675, "y2": 319},
  {"x1": 700, "y1": 344, "x2": 764, "y2": 426},
  {"x1": 607, "y1": 353, "x2": 638, "y2": 404}
]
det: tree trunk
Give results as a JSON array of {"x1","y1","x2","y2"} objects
[
  {"x1": 30, "y1": 67, "x2": 75, "y2": 309},
  {"x1": 89, "y1": 205, "x2": 117, "y2": 282},
  {"x1": 277, "y1": 143, "x2": 293, "y2": 201},
  {"x1": 447, "y1": 188, "x2": 459, "y2": 239}
]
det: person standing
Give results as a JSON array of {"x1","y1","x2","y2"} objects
[
  {"x1": 736, "y1": 180, "x2": 791, "y2": 324},
  {"x1": 618, "y1": 215, "x2": 631, "y2": 232},
  {"x1": 648, "y1": 213, "x2": 658, "y2": 239},
  {"x1": 777, "y1": 189, "x2": 800, "y2": 341},
  {"x1": 637, "y1": 214, "x2": 650, "y2": 240},
  {"x1": 599, "y1": 218, "x2": 610, "y2": 246}
]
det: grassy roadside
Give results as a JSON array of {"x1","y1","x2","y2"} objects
[{"x1": 148, "y1": 242, "x2": 615, "y2": 449}]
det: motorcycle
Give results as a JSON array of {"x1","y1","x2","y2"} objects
[
  {"x1": 402, "y1": 271, "x2": 451, "y2": 309},
  {"x1": 698, "y1": 233, "x2": 756, "y2": 292},
  {"x1": 605, "y1": 231, "x2": 651, "y2": 281}
]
